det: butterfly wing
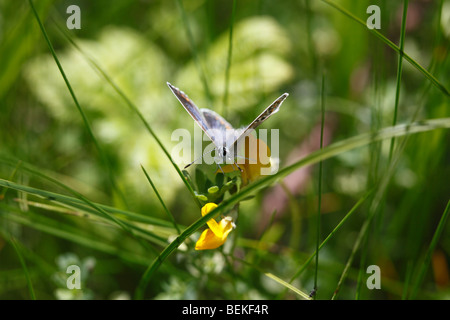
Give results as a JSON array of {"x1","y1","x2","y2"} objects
[
  {"x1": 200, "y1": 109, "x2": 233, "y2": 131},
  {"x1": 200, "y1": 108, "x2": 237, "y2": 148},
  {"x1": 167, "y1": 82, "x2": 217, "y2": 144},
  {"x1": 230, "y1": 93, "x2": 289, "y2": 150}
]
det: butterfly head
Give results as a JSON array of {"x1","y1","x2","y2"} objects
[{"x1": 215, "y1": 146, "x2": 230, "y2": 163}]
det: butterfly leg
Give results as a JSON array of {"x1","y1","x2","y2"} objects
[
  {"x1": 234, "y1": 162, "x2": 244, "y2": 173},
  {"x1": 217, "y1": 164, "x2": 225, "y2": 175}
]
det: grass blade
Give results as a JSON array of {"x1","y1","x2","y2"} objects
[
  {"x1": 141, "y1": 165, "x2": 181, "y2": 234},
  {"x1": 305, "y1": 0, "x2": 318, "y2": 72},
  {"x1": 313, "y1": 73, "x2": 326, "y2": 298},
  {"x1": 27, "y1": 0, "x2": 127, "y2": 206},
  {"x1": 0, "y1": 160, "x2": 21, "y2": 200},
  {"x1": 409, "y1": 199, "x2": 450, "y2": 299},
  {"x1": 175, "y1": 0, "x2": 213, "y2": 103},
  {"x1": 10, "y1": 238, "x2": 36, "y2": 300},
  {"x1": 331, "y1": 216, "x2": 371, "y2": 300},
  {"x1": 388, "y1": 0, "x2": 408, "y2": 161},
  {"x1": 0, "y1": 178, "x2": 171, "y2": 249},
  {"x1": 0, "y1": 160, "x2": 175, "y2": 228},
  {"x1": 2, "y1": 207, "x2": 151, "y2": 266},
  {"x1": 0, "y1": 167, "x2": 131, "y2": 234},
  {"x1": 355, "y1": 221, "x2": 370, "y2": 300},
  {"x1": 0, "y1": 159, "x2": 159, "y2": 253},
  {"x1": 321, "y1": 0, "x2": 449, "y2": 97},
  {"x1": 288, "y1": 189, "x2": 374, "y2": 285},
  {"x1": 264, "y1": 273, "x2": 311, "y2": 300},
  {"x1": 229, "y1": 255, "x2": 311, "y2": 300},
  {"x1": 222, "y1": 0, "x2": 237, "y2": 118}
]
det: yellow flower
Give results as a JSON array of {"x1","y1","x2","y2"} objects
[
  {"x1": 195, "y1": 203, "x2": 235, "y2": 250},
  {"x1": 220, "y1": 135, "x2": 272, "y2": 185}
]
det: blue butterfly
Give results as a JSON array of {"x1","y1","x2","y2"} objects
[{"x1": 167, "y1": 82, "x2": 288, "y2": 171}]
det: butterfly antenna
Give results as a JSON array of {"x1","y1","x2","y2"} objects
[
  {"x1": 184, "y1": 156, "x2": 202, "y2": 169},
  {"x1": 184, "y1": 147, "x2": 216, "y2": 169}
]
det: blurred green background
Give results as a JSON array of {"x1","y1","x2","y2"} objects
[{"x1": 0, "y1": 0, "x2": 449, "y2": 299}]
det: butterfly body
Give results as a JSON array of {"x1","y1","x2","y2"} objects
[{"x1": 167, "y1": 82, "x2": 288, "y2": 169}]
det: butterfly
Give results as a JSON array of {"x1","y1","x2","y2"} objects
[{"x1": 167, "y1": 82, "x2": 288, "y2": 171}]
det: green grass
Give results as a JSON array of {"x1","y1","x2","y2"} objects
[
  {"x1": 10, "y1": 238, "x2": 36, "y2": 300},
  {"x1": 409, "y1": 199, "x2": 450, "y2": 299},
  {"x1": 313, "y1": 73, "x2": 326, "y2": 298},
  {"x1": 388, "y1": 0, "x2": 408, "y2": 161},
  {"x1": 222, "y1": 0, "x2": 237, "y2": 118},
  {"x1": 0, "y1": 0, "x2": 448, "y2": 300}
]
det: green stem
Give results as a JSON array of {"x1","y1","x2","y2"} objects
[
  {"x1": 388, "y1": 0, "x2": 408, "y2": 161},
  {"x1": 176, "y1": 0, "x2": 213, "y2": 103},
  {"x1": 313, "y1": 73, "x2": 326, "y2": 298},
  {"x1": 141, "y1": 165, "x2": 181, "y2": 234},
  {"x1": 409, "y1": 199, "x2": 450, "y2": 299},
  {"x1": 11, "y1": 238, "x2": 36, "y2": 300},
  {"x1": 222, "y1": 0, "x2": 237, "y2": 118}
]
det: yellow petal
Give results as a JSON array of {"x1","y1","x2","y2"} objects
[
  {"x1": 206, "y1": 218, "x2": 222, "y2": 238},
  {"x1": 195, "y1": 229, "x2": 224, "y2": 250},
  {"x1": 201, "y1": 203, "x2": 218, "y2": 217},
  {"x1": 195, "y1": 218, "x2": 234, "y2": 251},
  {"x1": 195, "y1": 204, "x2": 235, "y2": 251},
  {"x1": 201, "y1": 203, "x2": 223, "y2": 237}
]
